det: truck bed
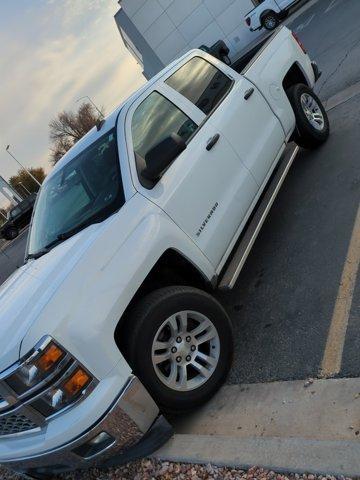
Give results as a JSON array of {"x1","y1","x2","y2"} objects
[{"x1": 231, "y1": 32, "x2": 273, "y2": 73}]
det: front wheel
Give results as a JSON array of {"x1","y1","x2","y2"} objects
[
  {"x1": 287, "y1": 84, "x2": 330, "y2": 149},
  {"x1": 262, "y1": 12, "x2": 279, "y2": 30},
  {"x1": 126, "y1": 286, "x2": 233, "y2": 413}
]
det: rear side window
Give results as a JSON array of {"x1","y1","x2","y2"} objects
[
  {"x1": 165, "y1": 57, "x2": 233, "y2": 115},
  {"x1": 132, "y1": 91, "x2": 197, "y2": 160}
]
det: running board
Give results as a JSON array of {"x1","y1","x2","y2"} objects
[{"x1": 218, "y1": 146, "x2": 299, "y2": 290}]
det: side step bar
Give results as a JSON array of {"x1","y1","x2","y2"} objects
[{"x1": 218, "y1": 146, "x2": 299, "y2": 290}]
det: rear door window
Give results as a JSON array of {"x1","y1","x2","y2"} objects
[{"x1": 165, "y1": 57, "x2": 233, "y2": 115}]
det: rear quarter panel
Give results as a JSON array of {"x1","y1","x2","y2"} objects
[{"x1": 242, "y1": 27, "x2": 315, "y2": 138}]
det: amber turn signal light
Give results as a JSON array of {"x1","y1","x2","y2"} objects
[
  {"x1": 63, "y1": 368, "x2": 91, "y2": 397},
  {"x1": 36, "y1": 343, "x2": 65, "y2": 372}
]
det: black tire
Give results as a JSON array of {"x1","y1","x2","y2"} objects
[
  {"x1": 3, "y1": 228, "x2": 17, "y2": 240},
  {"x1": 261, "y1": 12, "x2": 279, "y2": 30},
  {"x1": 8, "y1": 227, "x2": 19, "y2": 240},
  {"x1": 126, "y1": 286, "x2": 233, "y2": 413},
  {"x1": 287, "y1": 84, "x2": 330, "y2": 149}
]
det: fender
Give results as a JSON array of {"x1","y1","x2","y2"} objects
[
  {"x1": 20, "y1": 195, "x2": 215, "y2": 380},
  {"x1": 260, "y1": 9, "x2": 278, "y2": 22}
]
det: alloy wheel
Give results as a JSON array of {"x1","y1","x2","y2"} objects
[
  {"x1": 151, "y1": 310, "x2": 220, "y2": 392},
  {"x1": 300, "y1": 93, "x2": 325, "y2": 131}
]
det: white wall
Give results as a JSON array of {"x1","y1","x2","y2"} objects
[{"x1": 120, "y1": 0, "x2": 262, "y2": 66}]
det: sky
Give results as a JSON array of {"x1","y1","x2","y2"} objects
[{"x1": 0, "y1": 0, "x2": 145, "y2": 208}]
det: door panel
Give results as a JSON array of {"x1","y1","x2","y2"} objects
[
  {"x1": 126, "y1": 86, "x2": 258, "y2": 268},
  {"x1": 152, "y1": 122, "x2": 259, "y2": 266},
  {"x1": 208, "y1": 77, "x2": 285, "y2": 186}
]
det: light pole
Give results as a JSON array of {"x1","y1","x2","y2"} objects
[
  {"x1": 18, "y1": 182, "x2": 31, "y2": 196},
  {"x1": 5, "y1": 145, "x2": 42, "y2": 188},
  {"x1": 76, "y1": 96, "x2": 104, "y2": 118}
]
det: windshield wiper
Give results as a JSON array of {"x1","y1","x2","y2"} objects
[{"x1": 26, "y1": 215, "x2": 105, "y2": 261}]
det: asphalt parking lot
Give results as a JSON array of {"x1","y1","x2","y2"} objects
[
  {"x1": 220, "y1": 0, "x2": 360, "y2": 384},
  {"x1": 0, "y1": 230, "x2": 28, "y2": 286},
  {"x1": 220, "y1": 92, "x2": 360, "y2": 384},
  {"x1": 0, "y1": 0, "x2": 359, "y2": 388}
]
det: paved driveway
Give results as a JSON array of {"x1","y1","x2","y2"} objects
[{"x1": 0, "y1": 230, "x2": 28, "y2": 285}]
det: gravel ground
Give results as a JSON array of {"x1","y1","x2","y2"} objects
[{"x1": 0, "y1": 461, "x2": 358, "y2": 480}]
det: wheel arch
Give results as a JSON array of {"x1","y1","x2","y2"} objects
[
  {"x1": 283, "y1": 62, "x2": 311, "y2": 94},
  {"x1": 260, "y1": 9, "x2": 277, "y2": 23},
  {"x1": 114, "y1": 249, "x2": 214, "y2": 358}
]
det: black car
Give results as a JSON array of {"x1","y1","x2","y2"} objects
[{"x1": 0, "y1": 194, "x2": 36, "y2": 241}]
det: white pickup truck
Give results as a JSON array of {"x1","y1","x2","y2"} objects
[
  {"x1": 0, "y1": 27, "x2": 328, "y2": 479},
  {"x1": 245, "y1": 0, "x2": 301, "y2": 31}
]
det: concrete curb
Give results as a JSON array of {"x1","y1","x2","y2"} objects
[
  {"x1": 155, "y1": 378, "x2": 360, "y2": 475},
  {"x1": 324, "y1": 80, "x2": 360, "y2": 111},
  {"x1": 155, "y1": 435, "x2": 360, "y2": 477}
]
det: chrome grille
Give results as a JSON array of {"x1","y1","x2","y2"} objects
[{"x1": 0, "y1": 414, "x2": 38, "y2": 436}]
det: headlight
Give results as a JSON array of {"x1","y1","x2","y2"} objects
[
  {"x1": 3, "y1": 336, "x2": 97, "y2": 418},
  {"x1": 5, "y1": 338, "x2": 67, "y2": 395},
  {"x1": 31, "y1": 366, "x2": 93, "y2": 417}
]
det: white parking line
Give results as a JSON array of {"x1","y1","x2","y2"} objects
[
  {"x1": 320, "y1": 203, "x2": 360, "y2": 377},
  {"x1": 325, "y1": 0, "x2": 339, "y2": 13},
  {"x1": 295, "y1": 13, "x2": 315, "y2": 32}
]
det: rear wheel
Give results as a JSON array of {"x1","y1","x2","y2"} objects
[
  {"x1": 262, "y1": 12, "x2": 279, "y2": 30},
  {"x1": 287, "y1": 84, "x2": 330, "y2": 149},
  {"x1": 126, "y1": 286, "x2": 233, "y2": 413}
]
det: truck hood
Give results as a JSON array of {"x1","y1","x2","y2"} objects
[{"x1": 0, "y1": 223, "x2": 103, "y2": 373}]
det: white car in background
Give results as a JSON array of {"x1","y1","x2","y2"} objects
[{"x1": 246, "y1": 0, "x2": 301, "y2": 31}]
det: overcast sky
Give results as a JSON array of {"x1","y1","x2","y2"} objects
[{"x1": 0, "y1": 0, "x2": 145, "y2": 208}]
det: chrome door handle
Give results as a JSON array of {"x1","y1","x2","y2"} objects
[
  {"x1": 206, "y1": 133, "x2": 220, "y2": 151},
  {"x1": 244, "y1": 88, "x2": 254, "y2": 100}
]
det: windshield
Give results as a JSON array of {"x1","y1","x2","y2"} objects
[{"x1": 27, "y1": 129, "x2": 124, "y2": 258}]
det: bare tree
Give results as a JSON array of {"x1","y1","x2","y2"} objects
[
  {"x1": 9, "y1": 168, "x2": 46, "y2": 195},
  {"x1": 49, "y1": 102, "x2": 104, "y2": 165}
]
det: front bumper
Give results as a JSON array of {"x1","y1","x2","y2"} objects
[{"x1": 3, "y1": 376, "x2": 173, "y2": 478}]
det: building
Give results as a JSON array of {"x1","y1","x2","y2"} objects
[
  {"x1": 114, "y1": 0, "x2": 262, "y2": 79},
  {"x1": 0, "y1": 176, "x2": 22, "y2": 206}
]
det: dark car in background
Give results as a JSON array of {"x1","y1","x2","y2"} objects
[{"x1": 0, "y1": 194, "x2": 36, "y2": 240}]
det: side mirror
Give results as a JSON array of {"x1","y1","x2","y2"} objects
[{"x1": 143, "y1": 133, "x2": 187, "y2": 182}]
